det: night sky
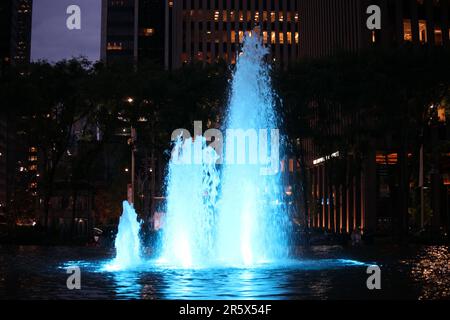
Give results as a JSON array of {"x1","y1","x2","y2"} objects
[{"x1": 30, "y1": 0, "x2": 102, "y2": 63}]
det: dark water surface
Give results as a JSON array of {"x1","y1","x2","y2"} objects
[{"x1": 0, "y1": 245, "x2": 448, "y2": 300}]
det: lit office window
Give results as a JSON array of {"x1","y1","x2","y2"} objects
[
  {"x1": 403, "y1": 19, "x2": 412, "y2": 41},
  {"x1": 142, "y1": 28, "x2": 155, "y2": 37},
  {"x1": 434, "y1": 27, "x2": 443, "y2": 46},
  {"x1": 287, "y1": 32, "x2": 292, "y2": 44},
  {"x1": 239, "y1": 31, "x2": 244, "y2": 43},
  {"x1": 263, "y1": 31, "x2": 268, "y2": 44},
  {"x1": 107, "y1": 42, "x2": 123, "y2": 50},
  {"x1": 419, "y1": 20, "x2": 427, "y2": 43},
  {"x1": 438, "y1": 106, "x2": 446, "y2": 122}
]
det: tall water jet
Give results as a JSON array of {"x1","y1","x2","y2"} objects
[
  {"x1": 217, "y1": 32, "x2": 290, "y2": 265},
  {"x1": 109, "y1": 201, "x2": 142, "y2": 270}
]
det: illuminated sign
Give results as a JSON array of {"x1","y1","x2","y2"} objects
[{"x1": 313, "y1": 151, "x2": 340, "y2": 165}]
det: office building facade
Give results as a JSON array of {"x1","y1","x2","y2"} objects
[
  {"x1": 10, "y1": 0, "x2": 32, "y2": 65},
  {"x1": 0, "y1": 0, "x2": 32, "y2": 69},
  {"x1": 0, "y1": 115, "x2": 7, "y2": 211},
  {"x1": 0, "y1": 0, "x2": 13, "y2": 74},
  {"x1": 302, "y1": 0, "x2": 450, "y2": 235},
  {"x1": 166, "y1": 0, "x2": 301, "y2": 69},
  {"x1": 106, "y1": 0, "x2": 165, "y2": 64},
  {"x1": 106, "y1": 0, "x2": 138, "y2": 63},
  {"x1": 138, "y1": 0, "x2": 166, "y2": 64},
  {"x1": 299, "y1": 0, "x2": 450, "y2": 58}
]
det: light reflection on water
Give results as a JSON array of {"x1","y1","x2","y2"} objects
[
  {"x1": 59, "y1": 258, "x2": 370, "y2": 300},
  {"x1": 1, "y1": 245, "x2": 449, "y2": 299},
  {"x1": 402, "y1": 246, "x2": 450, "y2": 300}
]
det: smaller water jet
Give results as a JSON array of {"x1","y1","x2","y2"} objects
[{"x1": 107, "y1": 201, "x2": 142, "y2": 270}]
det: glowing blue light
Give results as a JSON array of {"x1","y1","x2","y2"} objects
[
  {"x1": 106, "y1": 201, "x2": 142, "y2": 270},
  {"x1": 159, "y1": 33, "x2": 290, "y2": 268}
]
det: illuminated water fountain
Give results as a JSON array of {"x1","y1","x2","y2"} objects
[
  {"x1": 61, "y1": 32, "x2": 372, "y2": 300},
  {"x1": 160, "y1": 32, "x2": 290, "y2": 267}
]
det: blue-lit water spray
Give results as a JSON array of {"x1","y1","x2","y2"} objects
[
  {"x1": 107, "y1": 201, "x2": 142, "y2": 270},
  {"x1": 160, "y1": 136, "x2": 220, "y2": 268},
  {"x1": 61, "y1": 33, "x2": 372, "y2": 299},
  {"x1": 160, "y1": 32, "x2": 290, "y2": 268},
  {"x1": 218, "y1": 32, "x2": 289, "y2": 266}
]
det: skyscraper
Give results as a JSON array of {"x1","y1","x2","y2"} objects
[
  {"x1": 106, "y1": 0, "x2": 138, "y2": 63},
  {"x1": 0, "y1": 0, "x2": 12, "y2": 74},
  {"x1": 138, "y1": 0, "x2": 165, "y2": 65},
  {"x1": 106, "y1": 0, "x2": 165, "y2": 64},
  {"x1": 10, "y1": 0, "x2": 32, "y2": 65},
  {"x1": 0, "y1": 114, "x2": 6, "y2": 211},
  {"x1": 166, "y1": 0, "x2": 301, "y2": 69}
]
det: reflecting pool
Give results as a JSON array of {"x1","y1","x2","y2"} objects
[{"x1": 0, "y1": 245, "x2": 448, "y2": 300}]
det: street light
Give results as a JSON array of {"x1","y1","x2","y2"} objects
[
  {"x1": 129, "y1": 127, "x2": 137, "y2": 205},
  {"x1": 125, "y1": 97, "x2": 136, "y2": 205}
]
